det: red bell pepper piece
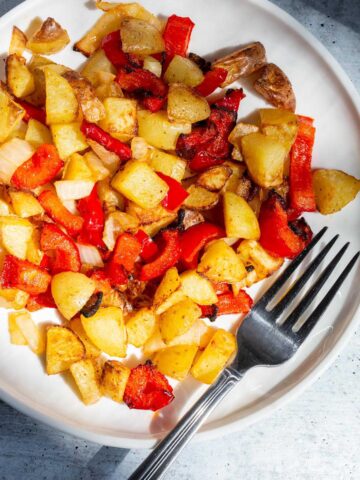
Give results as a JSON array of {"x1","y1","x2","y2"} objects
[
  {"x1": 123, "y1": 362, "x2": 174, "y2": 411},
  {"x1": 141, "y1": 95, "x2": 166, "y2": 113},
  {"x1": 200, "y1": 290, "x2": 253, "y2": 318},
  {"x1": 259, "y1": 193, "x2": 306, "y2": 259},
  {"x1": 289, "y1": 115, "x2": 316, "y2": 216},
  {"x1": 213, "y1": 282, "x2": 231, "y2": 295},
  {"x1": 188, "y1": 152, "x2": 226, "y2": 172},
  {"x1": 77, "y1": 185, "x2": 106, "y2": 249},
  {"x1": 140, "y1": 229, "x2": 181, "y2": 281},
  {"x1": 80, "y1": 121, "x2": 131, "y2": 160},
  {"x1": 0, "y1": 255, "x2": 51, "y2": 295},
  {"x1": 26, "y1": 288, "x2": 56, "y2": 312},
  {"x1": 212, "y1": 88, "x2": 245, "y2": 112},
  {"x1": 16, "y1": 99, "x2": 46, "y2": 124},
  {"x1": 163, "y1": 15, "x2": 194, "y2": 58},
  {"x1": 40, "y1": 223, "x2": 81, "y2": 274},
  {"x1": 180, "y1": 222, "x2": 225, "y2": 269},
  {"x1": 101, "y1": 30, "x2": 142, "y2": 68},
  {"x1": 195, "y1": 68, "x2": 228, "y2": 97},
  {"x1": 105, "y1": 233, "x2": 142, "y2": 286},
  {"x1": 11, "y1": 144, "x2": 64, "y2": 190},
  {"x1": 38, "y1": 190, "x2": 84, "y2": 237},
  {"x1": 90, "y1": 269, "x2": 113, "y2": 295},
  {"x1": 156, "y1": 172, "x2": 189, "y2": 211},
  {"x1": 134, "y1": 229, "x2": 159, "y2": 262}
]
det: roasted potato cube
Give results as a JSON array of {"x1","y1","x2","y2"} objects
[
  {"x1": 70, "y1": 358, "x2": 102, "y2": 405},
  {"x1": 160, "y1": 298, "x2": 202, "y2": 343},
  {"x1": 99, "y1": 97, "x2": 137, "y2": 141},
  {"x1": 126, "y1": 307, "x2": 157, "y2": 347},
  {"x1": 101, "y1": 360, "x2": 130, "y2": 403},
  {"x1": 0, "y1": 287, "x2": 29, "y2": 310},
  {"x1": 81, "y1": 307, "x2": 127, "y2": 357},
  {"x1": 81, "y1": 49, "x2": 116, "y2": 85},
  {"x1": 63, "y1": 153, "x2": 94, "y2": 181},
  {"x1": 112, "y1": 160, "x2": 169, "y2": 209},
  {"x1": 222, "y1": 161, "x2": 247, "y2": 193},
  {"x1": 51, "y1": 122, "x2": 88, "y2": 159},
  {"x1": 9, "y1": 26, "x2": 27, "y2": 56},
  {"x1": 0, "y1": 85, "x2": 25, "y2": 143},
  {"x1": 131, "y1": 136, "x2": 150, "y2": 161},
  {"x1": 26, "y1": 228, "x2": 43, "y2": 265},
  {"x1": 153, "y1": 267, "x2": 181, "y2": 308},
  {"x1": 167, "y1": 84, "x2": 210, "y2": 124},
  {"x1": 84, "y1": 151, "x2": 110, "y2": 181},
  {"x1": 6, "y1": 54, "x2": 35, "y2": 98},
  {"x1": 45, "y1": 68, "x2": 78, "y2": 124},
  {"x1": 9, "y1": 191, "x2": 44, "y2": 218},
  {"x1": 8, "y1": 311, "x2": 28, "y2": 345},
  {"x1": 197, "y1": 239, "x2": 246, "y2": 283},
  {"x1": 254, "y1": 63, "x2": 296, "y2": 112},
  {"x1": 120, "y1": 18, "x2": 164, "y2": 55},
  {"x1": 155, "y1": 290, "x2": 187, "y2": 316},
  {"x1": 153, "y1": 344, "x2": 198, "y2": 381},
  {"x1": 164, "y1": 55, "x2": 204, "y2": 87},
  {"x1": 260, "y1": 108, "x2": 298, "y2": 153},
  {"x1": 241, "y1": 132, "x2": 287, "y2": 187},
  {"x1": 27, "y1": 17, "x2": 70, "y2": 54},
  {"x1": 25, "y1": 119, "x2": 52, "y2": 147},
  {"x1": 138, "y1": 110, "x2": 191, "y2": 150},
  {"x1": 223, "y1": 191, "x2": 260, "y2": 239},
  {"x1": 183, "y1": 185, "x2": 219, "y2": 211},
  {"x1": 46, "y1": 326, "x2": 85, "y2": 374},
  {"x1": 312, "y1": 169, "x2": 360, "y2": 215},
  {"x1": 196, "y1": 165, "x2": 232, "y2": 192},
  {"x1": 191, "y1": 329, "x2": 236, "y2": 384},
  {"x1": 14, "y1": 311, "x2": 45, "y2": 354},
  {"x1": 125, "y1": 201, "x2": 176, "y2": 236},
  {"x1": 69, "y1": 317, "x2": 101, "y2": 359},
  {"x1": 180, "y1": 270, "x2": 218, "y2": 306},
  {"x1": 228, "y1": 122, "x2": 259, "y2": 147},
  {"x1": 0, "y1": 216, "x2": 33, "y2": 259},
  {"x1": 149, "y1": 149, "x2": 186, "y2": 181},
  {"x1": 51, "y1": 272, "x2": 96, "y2": 320}
]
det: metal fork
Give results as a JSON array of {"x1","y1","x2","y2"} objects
[{"x1": 129, "y1": 227, "x2": 359, "y2": 480}]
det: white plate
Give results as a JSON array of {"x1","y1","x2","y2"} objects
[{"x1": 0, "y1": 0, "x2": 359, "y2": 449}]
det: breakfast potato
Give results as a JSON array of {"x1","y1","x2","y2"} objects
[
  {"x1": 46, "y1": 326, "x2": 85, "y2": 374},
  {"x1": 27, "y1": 17, "x2": 70, "y2": 54},
  {"x1": 0, "y1": 216, "x2": 33, "y2": 259},
  {"x1": 45, "y1": 68, "x2": 78, "y2": 124},
  {"x1": 149, "y1": 149, "x2": 186, "y2": 181},
  {"x1": 9, "y1": 191, "x2": 44, "y2": 218},
  {"x1": 164, "y1": 55, "x2": 204, "y2": 87},
  {"x1": 241, "y1": 132, "x2": 287, "y2": 187},
  {"x1": 25, "y1": 119, "x2": 52, "y2": 147},
  {"x1": 125, "y1": 202, "x2": 176, "y2": 236},
  {"x1": 191, "y1": 329, "x2": 236, "y2": 384},
  {"x1": 153, "y1": 344, "x2": 198, "y2": 381},
  {"x1": 259, "y1": 108, "x2": 298, "y2": 153},
  {"x1": 167, "y1": 84, "x2": 210, "y2": 124},
  {"x1": 51, "y1": 122, "x2": 88, "y2": 159},
  {"x1": 8, "y1": 311, "x2": 28, "y2": 345},
  {"x1": 51, "y1": 272, "x2": 96, "y2": 320},
  {"x1": 180, "y1": 270, "x2": 218, "y2": 305},
  {"x1": 312, "y1": 169, "x2": 360, "y2": 215},
  {"x1": 0, "y1": 287, "x2": 29, "y2": 310},
  {"x1": 95, "y1": 79, "x2": 123, "y2": 101},
  {"x1": 138, "y1": 110, "x2": 191, "y2": 150},
  {"x1": 254, "y1": 63, "x2": 296, "y2": 111},
  {"x1": 84, "y1": 151, "x2": 110, "y2": 181},
  {"x1": 223, "y1": 191, "x2": 260, "y2": 239},
  {"x1": 6, "y1": 54, "x2": 35, "y2": 98},
  {"x1": 126, "y1": 307, "x2": 157, "y2": 347},
  {"x1": 101, "y1": 360, "x2": 130, "y2": 403},
  {"x1": 69, "y1": 317, "x2": 101, "y2": 359},
  {"x1": 9, "y1": 26, "x2": 27, "y2": 56},
  {"x1": 228, "y1": 122, "x2": 259, "y2": 157},
  {"x1": 183, "y1": 185, "x2": 219, "y2": 211},
  {"x1": 112, "y1": 161, "x2": 169, "y2": 209},
  {"x1": 70, "y1": 358, "x2": 102, "y2": 405},
  {"x1": 0, "y1": 85, "x2": 25, "y2": 143},
  {"x1": 81, "y1": 307, "x2": 127, "y2": 357},
  {"x1": 63, "y1": 153, "x2": 94, "y2": 181},
  {"x1": 26, "y1": 228, "x2": 43, "y2": 265},
  {"x1": 14, "y1": 311, "x2": 45, "y2": 354},
  {"x1": 159, "y1": 298, "x2": 202, "y2": 343},
  {"x1": 197, "y1": 239, "x2": 247, "y2": 283},
  {"x1": 153, "y1": 267, "x2": 181, "y2": 308},
  {"x1": 196, "y1": 165, "x2": 232, "y2": 192},
  {"x1": 120, "y1": 18, "x2": 164, "y2": 55},
  {"x1": 222, "y1": 161, "x2": 247, "y2": 193},
  {"x1": 81, "y1": 49, "x2": 116, "y2": 85},
  {"x1": 99, "y1": 97, "x2": 137, "y2": 141}
]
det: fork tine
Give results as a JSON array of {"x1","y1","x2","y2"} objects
[
  {"x1": 282, "y1": 242, "x2": 349, "y2": 332},
  {"x1": 256, "y1": 227, "x2": 328, "y2": 308},
  {"x1": 295, "y1": 251, "x2": 360, "y2": 342},
  {"x1": 270, "y1": 235, "x2": 340, "y2": 318}
]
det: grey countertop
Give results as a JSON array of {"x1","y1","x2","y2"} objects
[{"x1": 0, "y1": 1, "x2": 359, "y2": 479}]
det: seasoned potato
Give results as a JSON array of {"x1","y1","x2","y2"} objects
[
  {"x1": 46, "y1": 326, "x2": 85, "y2": 374},
  {"x1": 167, "y1": 84, "x2": 210, "y2": 123},
  {"x1": 191, "y1": 329, "x2": 236, "y2": 384},
  {"x1": 112, "y1": 161, "x2": 169, "y2": 209},
  {"x1": 164, "y1": 55, "x2": 204, "y2": 87},
  {"x1": 223, "y1": 191, "x2": 260, "y2": 239},
  {"x1": 197, "y1": 239, "x2": 247, "y2": 283},
  {"x1": 153, "y1": 267, "x2": 181, "y2": 309},
  {"x1": 153, "y1": 344, "x2": 198, "y2": 381},
  {"x1": 196, "y1": 165, "x2": 232, "y2": 192},
  {"x1": 26, "y1": 228, "x2": 43, "y2": 265},
  {"x1": 51, "y1": 272, "x2": 96, "y2": 320},
  {"x1": 69, "y1": 317, "x2": 101, "y2": 359},
  {"x1": 126, "y1": 307, "x2": 157, "y2": 347},
  {"x1": 0, "y1": 84, "x2": 25, "y2": 142},
  {"x1": 222, "y1": 161, "x2": 247, "y2": 193},
  {"x1": 241, "y1": 132, "x2": 287, "y2": 187},
  {"x1": 84, "y1": 151, "x2": 110, "y2": 181},
  {"x1": 212, "y1": 42, "x2": 266, "y2": 87},
  {"x1": 0, "y1": 216, "x2": 33, "y2": 259},
  {"x1": 45, "y1": 68, "x2": 78, "y2": 124},
  {"x1": 0, "y1": 287, "x2": 29, "y2": 310},
  {"x1": 27, "y1": 17, "x2": 70, "y2": 54},
  {"x1": 160, "y1": 298, "x2": 202, "y2": 343},
  {"x1": 138, "y1": 110, "x2": 191, "y2": 150},
  {"x1": 8, "y1": 311, "x2": 28, "y2": 345},
  {"x1": 180, "y1": 270, "x2": 218, "y2": 306},
  {"x1": 63, "y1": 153, "x2": 94, "y2": 181},
  {"x1": 312, "y1": 169, "x2": 360, "y2": 215},
  {"x1": 126, "y1": 201, "x2": 176, "y2": 236},
  {"x1": 101, "y1": 360, "x2": 130, "y2": 402},
  {"x1": 81, "y1": 49, "x2": 116, "y2": 85},
  {"x1": 155, "y1": 290, "x2": 187, "y2": 316},
  {"x1": 6, "y1": 54, "x2": 35, "y2": 98},
  {"x1": 70, "y1": 358, "x2": 102, "y2": 405},
  {"x1": 51, "y1": 122, "x2": 88, "y2": 159},
  {"x1": 120, "y1": 18, "x2": 164, "y2": 55},
  {"x1": 81, "y1": 307, "x2": 127, "y2": 357},
  {"x1": 254, "y1": 63, "x2": 296, "y2": 112},
  {"x1": 183, "y1": 185, "x2": 219, "y2": 211},
  {"x1": 95, "y1": 79, "x2": 123, "y2": 101},
  {"x1": 228, "y1": 122, "x2": 259, "y2": 147},
  {"x1": 14, "y1": 311, "x2": 45, "y2": 354},
  {"x1": 260, "y1": 108, "x2": 298, "y2": 153},
  {"x1": 9, "y1": 26, "x2": 27, "y2": 56},
  {"x1": 25, "y1": 119, "x2": 52, "y2": 147},
  {"x1": 9, "y1": 191, "x2": 44, "y2": 218},
  {"x1": 149, "y1": 149, "x2": 186, "y2": 181},
  {"x1": 99, "y1": 97, "x2": 137, "y2": 141}
]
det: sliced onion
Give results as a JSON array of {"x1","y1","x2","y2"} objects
[
  {"x1": 77, "y1": 243, "x2": 104, "y2": 267},
  {"x1": 55, "y1": 180, "x2": 94, "y2": 201},
  {"x1": 0, "y1": 138, "x2": 35, "y2": 184},
  {"x1": 143, "y1": 56, "x2": 162, "y2": 78},
  {"x1": 84, "y1": 151, "x2": 110, "y2": 181},
  {"x1": 87, "y1": 139, "x2": 120, "y2": 172}
]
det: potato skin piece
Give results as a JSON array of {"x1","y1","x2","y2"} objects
[
  {"x1": 254, "y1": 63, "x2": 296, "y2": 111},
  {"x1": 101, "y1": 360, "x2": 130, "y2": 403}
]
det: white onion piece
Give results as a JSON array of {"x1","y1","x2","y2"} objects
[
  {"x1": 55, "y1": 180, "x2": 94, "y2": 201},
  {"x1": 143, "y1": 56, "x2": 162, "y2": 78},
  {"x1": 84, "y1": 151, "x2": 110, "y2": 180},
  {"x1": 61, "y1": 199, "x2": 79, "y2": 215},
  {"x1": 0, "y1": 138, "x2": 35, "y2": 184},
  {"x1": 77, "y1": 243, "x2": 104, "y2": 267}
]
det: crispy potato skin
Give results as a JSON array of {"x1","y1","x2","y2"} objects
[
  {"x1": 254, "y1": 63, "x2": 296, "y2": 111},
  {"x1": 196, "y1": 165, "x2": 232, "y2": 192},
  {"x1": 27, "y1": 17, "x2": 70, "y2": 54}
]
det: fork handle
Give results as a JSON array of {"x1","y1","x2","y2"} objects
[{"x1": 128, "y1": 368, "x2": 242, "y2": 480}]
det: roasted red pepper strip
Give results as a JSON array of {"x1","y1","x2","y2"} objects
[
  {"x1": 189, "y1": 152, "x2": 226, "y2": 172},
  {"x1": 16, "y1": 99, "x2": 46, "y2": 124},
  {"x1": 195, "y1": 68, "x2": 228, "y2": 97},
  {"x1": 77, "y1": 185, "x2": 106, "y2": 249},
  {"x1": 180, "y1": 222, "x2": 225, "y2": 269},
  {"x1": 80, "y1": 121, "x2": 131, "y2": 160},
  {"x1": 38, "y1": 190, "x2": 84, "y2": 237},
  {"x1": 200, "y1": 290, "x2": 253, "y2": 318},
  {"x1": 141, "y1": 95, "x2": 166, "y2": 113},
  {"x1": 26, "y1": 288, "x2": 56, "y2": 312},
  {"x1": 156, "y1": 172, "x2": 189, "y2": 211},
  {"x1": 289, "y1": 115, "x2": 316, "y2": 216},
  {"x1": 213, "y1": 282, "x2": 231, "y2": 295},
  {"x1": 40, "y1": 223, "x2": 81, "y2": 274},
  {"x1": 101, "y1": 30, "x2": 142, "y2": 68},
  {"x1": 259, "y1": 193, "x2": 306, "y2": 258},
  {"x1": 163, "y1": 15, "x2": 194, "y2": 58},
  {"x1": 140, "y1": 230, "x2": 181, "y2": 281},
  {"x1": 134, "y1": 229, "x2": 159, "y2": 262},
  {"x1": 123, "y1": 363, "x2": 174, "y2": 411},
  {"x1": 0, "y1": 255, "x2": 51, "y2": 295},
  {"x1": 11, "y1": 144, "x2": 64, "y2": 190},
  {"x1": 105, "y1": 233, "x2": 142, "y2": 286},
  {"x1": 212, "y1": 88, "x2": 245, "y2": 111}
]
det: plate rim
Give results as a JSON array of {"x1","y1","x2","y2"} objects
[{"x1": 0, "y1": 0, "x2": 359, "y2": 449}]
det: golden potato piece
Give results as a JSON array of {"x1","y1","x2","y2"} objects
[
  {"x1": 6, "y1": 54, "x2": 35, "y2": 98},
  {"x1": 25, "y1": 118, "x2": 52, "y2": 147},
  {"x1": 183, "y1": 185, "x2": 219, "y2": 211},
  {"x1": 120, "y1": 18, "x2": 164, "y2": 55},
  {"x1": 0, "y1": 285, "x2": 29, "y2": 310},
  {"x1": 69, "y1": 317, "x2": 101, "y2": 359},
  {"x1": 223, "y1": 191, "x2": 260, "y2": 239},
  {"x1": 180, "y1": 270, "x2": 218, "y2": 306},
  {"x1": 254, "y1": 63, "x2": 296, "y2": 112},
  {"x1": 167, "y1": 83, "x2": 210, "y2": 124},
  {"x1": 0, "y1": 215, "x2": 33, "y2": 260},
  {"x1": 196, "y1": 165, "x2": 232, "y2": 192},
  {"x1": 9, "y1": 191, "x2": 44, "y2": 218},
  {"x1": 27, "y1": 17, "x2": 70, "y2": 54},
  {"x1": 81, "y1": 49, "x2": 116, "y2": 85},
  {"x1": 51, "y1": 122, "x2": 88, "y2": 159},
  {"x1": 9, "y1": 26, "x2": 27, "y2": 56},
  {"x1": 149, "y1": 149, "x2": 186, "y2": 182},
  {"x1": 260, "y1": 108, "x2": 298, "y2": 153},
  {"x1": 228, "y1": 122, "x2": 259, "y2": 147},
  {"x1": 99, "y1": 97, "x2": 137, "y2": 141},
  {"x1": 138, "y1": 110, "x2": 191, "y2": 150},
  {"x1": 312, "y1": 169, "x2": 360, "y2": 215},
  {"x1": 125, "y1": 201, "x2": 176, "y2": 237},
  {"x1": 0, "y1": 84, "x2": 25, "y2": 143},
  {"x1": 160, "y1": 298, "x2": 202, "y2": 343},
  {"x1": 153, "y1": 344, "x2": 198, "y2": 381},
  {"x1": 46, "y1": 326, "x2": 85, "y2": 375},
  {"x1": 70, "y1": 358, "x2": 102, "y2": 405},
  {"x1": 164, "y1": 55, "x2": 204, "y2": 87},
  {"x1": 14, "y1": 311, "x2": 45, "y2": 354},
  {"x1": 153, "y1": 267, "x2": 181, "y2": 309},
  {"x1": 101, "y1": 360, "x2": 130, "y2": 403},
  {"x1": 126, "y1": 307, "x2": 157, "y2": 347},
  {"x1": 45, "y1": 68, "x2": 78, "y2": 124},
  {"x1": 8, "y1": 312, "x2": 28, "y2": 345}
]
